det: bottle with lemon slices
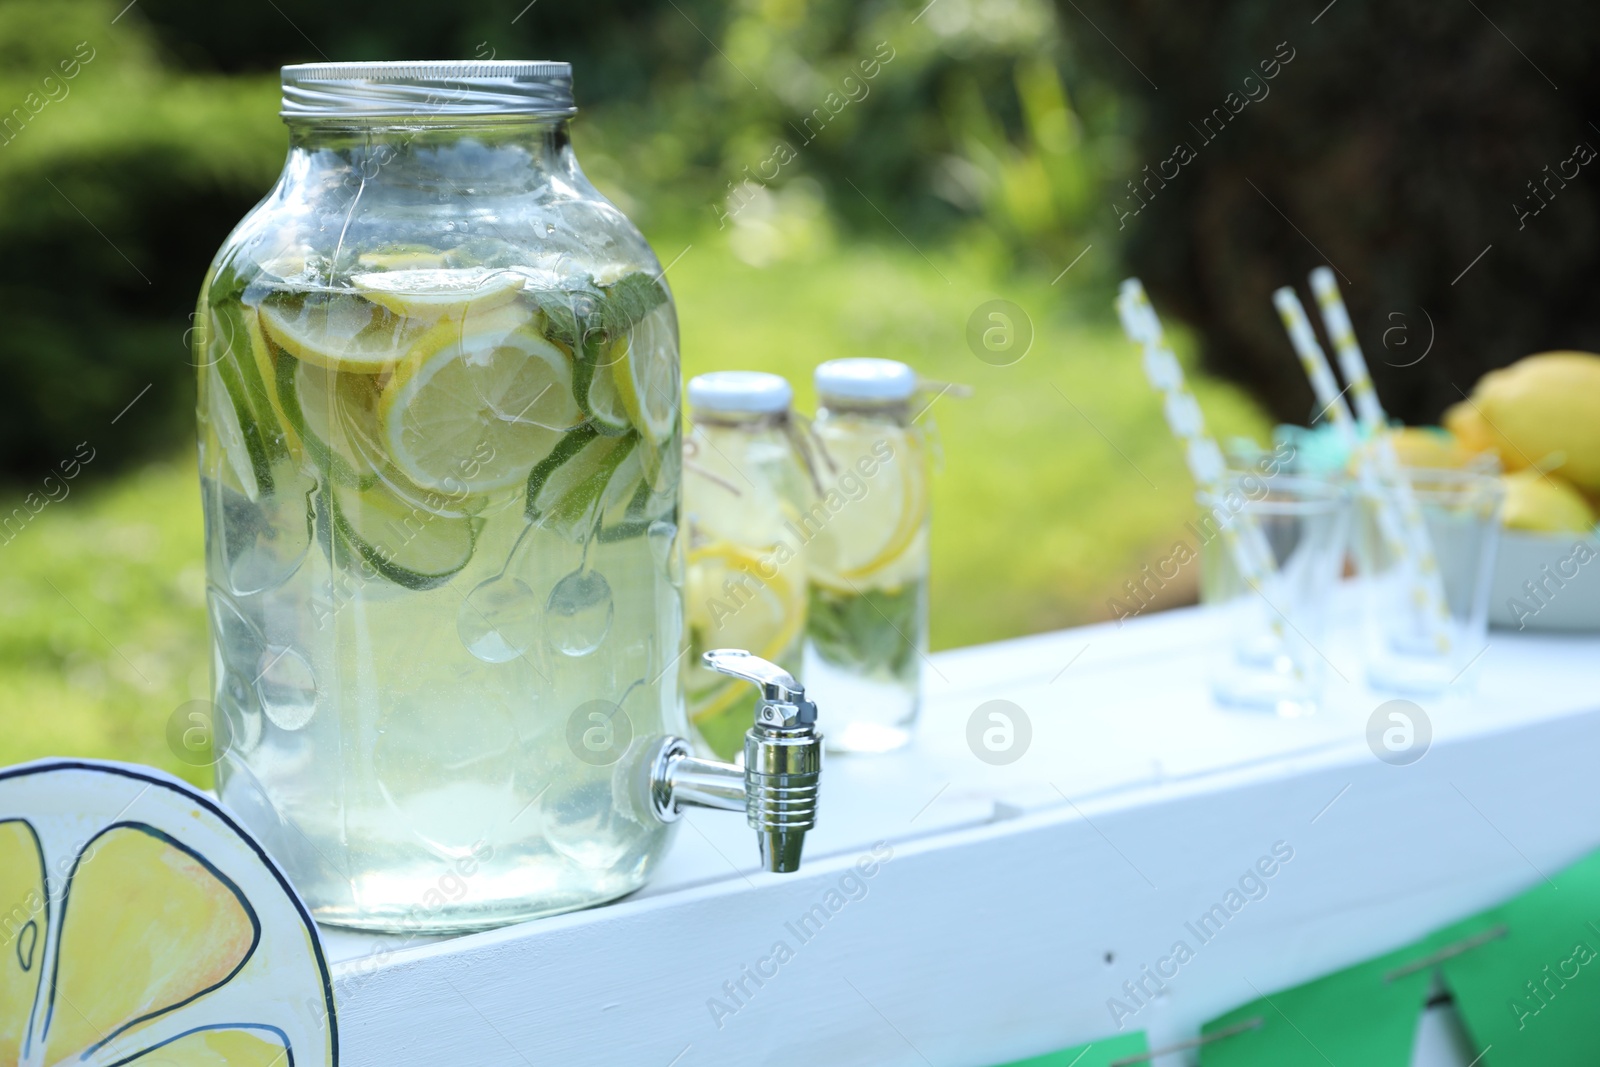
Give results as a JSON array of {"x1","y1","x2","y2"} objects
[
  {"x1": 194, "y1": 62, "x2": 686, "y2": 932},
  {"x1": 804, "y1": 359, "x2": 931, "y2": 753},
  {"x1": 682, "y1": 372, "x2": 814, "y2": 761}
]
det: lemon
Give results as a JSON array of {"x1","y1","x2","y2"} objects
[
  {"x1": 258, "y1": 289, "x2": 452, "y2": 373},
  {"x1": 576, "y1": 332, "x2": 634, "y2": 435},
  {"x1": 611, "y1": 303, "x2": 680, "y2": 446},
  {"x1": 685, "y1": 542, "x2": 804, "y2": 758},
  {"x1": 380, "y1": 303, "x2": 578, "y2": 494},
  {"x1": 352, "y1": 266, "x2": 525, "y2": 322},
  {"x1": 807, "y1": 423, "x2": 929, "y2": 591},
  {"x1": 0, "y1": 761, "x2": 336, "y2": 1067},
  {"x1": 1502, "y1": 469, "x2": 1598, "y2": 533},
  {"x1": 1468, "y1": 351, "x2": 1600, "y2": 491},
  {"x1": 356, "y1": 247, "x2": 449, "y2": 272},
  {"x1": 1388, "y1": 426, "x2": 1473, "y2": 470}
]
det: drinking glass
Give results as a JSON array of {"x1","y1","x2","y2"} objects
[
  {"x1": 1356, "y1": 468, "x2": 1504, "y2": 693},
  {"x1": 1201, "y1": 472, "x2": 1351, "y2": 717}
]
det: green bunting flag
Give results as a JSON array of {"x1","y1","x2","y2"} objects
[
  {"x1": 995, "y1": 1031, "x2": 1148, "y2": 1066},
  {"x1": 1435, "y1": 848, "x2": 1600, "y2": 1065},
  {"x1": 1197, "y1": 846, "x2": 1600, "y2": 1066},
  {"x1": 1197, "y1": 939, "x2": 1435, "y2": 1066}
]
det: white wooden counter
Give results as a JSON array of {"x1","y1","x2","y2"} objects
[{"x1": 320, "y1": 600, "x2": 1600, "y2": 1066}]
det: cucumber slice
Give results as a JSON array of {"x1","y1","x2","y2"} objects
[
  {"x1": 599, "y1": 444, "x2": 646, "y2": 516},
  {"x1": 330, "y1": 479, "x2": 477, "y2": 590},
  {"x1": 596, "y1": 461, "x2": 679, "y2": 543},
  {"x1": 211, "y1": 354, "x2": 275, "y2": 497},
  {"x1": 525, "y1": 425, "x2": 639, "y2": 538},
  {"x1": 275, "y1": 352, "x2": 381, "y2": 489},
  {"x1": 212, "y1": 302, "x2": 292, "y2": 466}
]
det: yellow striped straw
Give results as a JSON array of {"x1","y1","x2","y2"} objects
[
  {"x1": 1275, "y1": 283, "x2": 1453, "y2": 654},
  {"x1": 1308, "y1": 267, "x2": 1385, "y2": 429},
  {"x1": 1116, "y1": 279, "x2": 1281, "y2": 601},
  {"x1": 1273, "y1": 287, "x2": 1358, "y2": 446}
]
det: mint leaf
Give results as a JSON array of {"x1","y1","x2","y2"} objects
[
  {"x1": 597, "y1": 271, "x2": 668, "y2": 332},
  {"x1": 528, "y1": 282, "x2": 603, "y2": 348},
  {"x1": 806, "y1": 581, "x2": 924, "y2": 681}
]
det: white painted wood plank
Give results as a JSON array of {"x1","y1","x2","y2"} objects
[{"x1": 325, "y1": 601, "x2": 1600, "y2": 1066}]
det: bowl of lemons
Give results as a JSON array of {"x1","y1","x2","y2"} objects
[{"x1": 1433, "y1": 351, "x2": 1600, "y2": 632}]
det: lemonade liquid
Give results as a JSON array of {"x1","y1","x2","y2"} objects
[
  {"x1": 681, "y1": 372, "x2": 812, "y2": 760},
  {"x1": 803, "y1": 359, "x2": 930, "y2": 753},
  {"x1": 199, "y1": 245, "x2": 684, "y2": 931}
]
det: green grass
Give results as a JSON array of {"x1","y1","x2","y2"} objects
[
  {"x1": 669, "y1": 234, "x2": 1271, "y2": 647},
  {"x1": 0, "y1": 454, "x2": 210, "y2": 784},
  {"x1": 0, "y1": 232, "x2": 1269, "y2": 780}
]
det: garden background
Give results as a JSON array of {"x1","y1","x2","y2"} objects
[{"x1": 1, "y1": 0, "x2": 1595, "y2": 780}]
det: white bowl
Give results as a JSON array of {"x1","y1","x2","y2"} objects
[{"x1": 1488, "y1": 530, "x2": 1600, "y2": 632}]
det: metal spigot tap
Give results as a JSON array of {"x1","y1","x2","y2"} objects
[{"x1": 646, "y1": 649, "x2": 822, "y2": 873}]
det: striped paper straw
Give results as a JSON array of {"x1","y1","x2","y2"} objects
[
  {"x1": 1308, "y1": 267, "x2": 1384, "y2": 429},
  {"x1": 1116, "y1": 279, "x2": 1281, "y2": 599},
  {"x1": 1275, "y1": 284, "x2": 1453, "y2": 653},
  {"x1": 1273, "y1": 287, "x2": 1358, "y2": 446}
]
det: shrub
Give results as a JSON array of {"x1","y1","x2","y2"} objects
[{"x1": 1066, "y1": 0, "x2": 1600, "y2": 424}]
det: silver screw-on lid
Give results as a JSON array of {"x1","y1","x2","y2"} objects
[{"x1": 280, "y1": 60, "x2": 575, "y2": 119}]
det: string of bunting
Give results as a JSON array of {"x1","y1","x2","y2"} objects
[{"x1": 985, "y1": 849, "x2": 1600, "y2": 1067}]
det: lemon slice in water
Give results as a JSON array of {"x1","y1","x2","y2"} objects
[
  {"x1": 380, "y1": 303, "x2": 576, "y2": 494},
  {"x1": 274, "y1": 354, "x2": 383, "y2": 489},
  {"x1": 352, "y1": 267, "x2": 525, "y2": 322},
  {"x1": 577, "y1": 333, "x2": 634, "y2": 436},
  {"x1": 258, "y1": 290, "x2": 449, "y2": 373},
  {"x1": 685, "y1": 542, "x2": 804, "y2": 758},
  {"x1": 612, "y1": 304, "x2": 680, "y2": 447},
  {"x1": 808, "y1": 424, "x2": 929, "y2": 591}
]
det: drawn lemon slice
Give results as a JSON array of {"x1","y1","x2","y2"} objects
[
  {"x1": 0, "y1": 760, "x2": 337, "y2": 1067},
  {"x1": 0, "y1": 820, "x2": 45, "y2": 1065}
]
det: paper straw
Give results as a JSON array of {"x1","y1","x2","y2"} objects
[
  {"x1": 1308, "y1": 267, "x2": 1385, "y2": 430},
  {"x1": 1275, "y1": 284, "x2": 1453, "y2": 653},
  {"x1": 1273, "y1": 287, "x2": 1358, "y2": 446},
  {"x1": 1116, "y1": 279, "x2": 1280, "y2": 597}
]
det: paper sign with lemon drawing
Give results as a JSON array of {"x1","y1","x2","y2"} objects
[{"x1": 0, "y1": 760, "x2": 336, "y2": 1067}]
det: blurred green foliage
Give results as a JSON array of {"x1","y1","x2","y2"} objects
[
  {"x1": 0, "y1": 0, "x2": 284, "y2": 478},
  {"x1": 0, "y1": 237, "x2": 1267, "y2": 784},
  {"x1": 1069, "y1": 0, "x2": 1600, "y2": 425},
  {"x1": 0, "y1": 0, "x2": 1127, "y2": 480}
]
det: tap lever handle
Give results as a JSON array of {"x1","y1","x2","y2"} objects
[{"x1": 701, "y1": 649, "x2": 816, "y2": 727}]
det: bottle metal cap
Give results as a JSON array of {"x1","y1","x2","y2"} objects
[
  {"x1": 688, "y1": 371, "x2": 794, "y2": 415},
  {"x1": 814, "y1": 358, "x2": 917, "y2": 403},
  {"x1": 281, "y1": 61, "x2": 575, "y2": 119}
]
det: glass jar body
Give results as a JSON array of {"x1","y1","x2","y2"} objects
[
  {"x1": 682, "y1": 411, "x2": 813, "y2": 760},
  {"x1": 194, "y1": 117, "x2": 685, "y2": 931},
  {"x1": 803, "y1": 400, "x2": 929, "y2": 753}
]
